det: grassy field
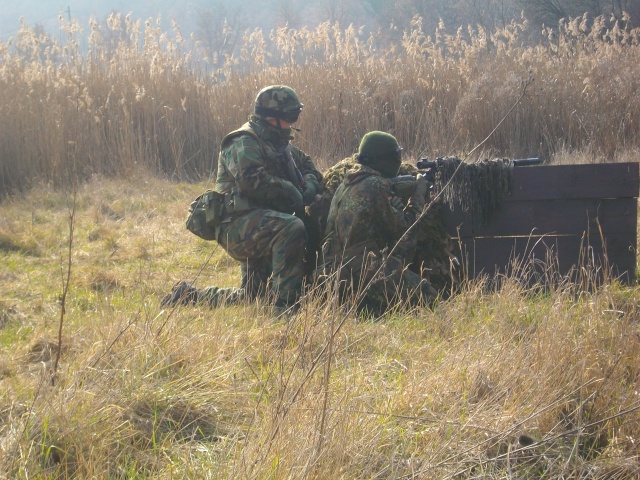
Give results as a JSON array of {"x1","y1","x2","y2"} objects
[
  {"x1": 0, "y1": 172, "x2": 639, "y2": 478},
  {"x1": 1, "y1": 12, "x2": 640, "y2": 479}
]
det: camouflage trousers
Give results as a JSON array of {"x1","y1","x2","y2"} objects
[
  {"x1": 200, "y1": 209, "x2": 306, "y2": 307},
  {"x1": 320, "y1": 251, "x2": 437, "y2": 316}
]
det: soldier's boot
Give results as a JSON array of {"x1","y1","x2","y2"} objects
[
  {"x1": 199, "y1": 286, "x2": 246, "y2": 308},
  {"x1": 161, "y1": 281, "x2": 199, "y2": 307},
  {"x1": 272, "y1": 298, "x2": 300, "y2": 319},
  {"x1": 270, "y1": 286, "x2": 302, "y2": 319},
  {"x1": 419, "y1": 279, "x2": 439, "y2": 307}
]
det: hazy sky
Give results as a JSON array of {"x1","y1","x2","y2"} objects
[{"x1": 0, "y1": 1, "x2": 223, "y2": 42}]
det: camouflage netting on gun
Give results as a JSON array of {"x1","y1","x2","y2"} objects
[{"x1": 429, "y1": 156, "x2": 513, "y2": 225}]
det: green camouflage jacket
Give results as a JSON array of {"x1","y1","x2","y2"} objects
[
  {"x1": 324, "y1": 165, "x2": 421, "y2": 261},
  {"x1": 215, "y1": 116, "x2": 322, "y2": 215}
]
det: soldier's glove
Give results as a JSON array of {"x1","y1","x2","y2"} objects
[
  {"x1": 302, "y1": 174, "x2": 319, "y2": 205},
  {"x1": 282, "y1": 180, "x2": 305, "y2": 218},
  {"x1": 409, "y1": 173, "x2": 429, "y2": 211},
  {"x1": 390, "y1": 195, "x2": 405, "y2": 211}
]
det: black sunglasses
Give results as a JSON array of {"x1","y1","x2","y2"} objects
[
  {"x1": 255, "y1": 104, "x2": 303, "y2": 123},
  {"x1": 282, "y1": 104, "x2": 303, "y2": 123}
]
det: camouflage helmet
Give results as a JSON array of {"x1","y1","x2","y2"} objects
[
  {"x1": 254, "y1": 85, "x2": 303, "y2": 123},
  {"x1": 357, "y1": 131, "x2": 403, "y2": 178}
]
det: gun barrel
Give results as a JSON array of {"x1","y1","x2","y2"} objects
[{"x1": 511, "y1": 157, "x2": 542, "y2": 167}]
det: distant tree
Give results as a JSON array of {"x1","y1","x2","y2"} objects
[
  {"x1": 607, "y1": 0, "x2": 640, "y2": 28},
  {"x1": 359, "y1": 0, "x2": 419, "y2": 42},
  {"x1": 360, "y1": 0, "x2": 386, "y2": 16},
  {"x1": 193, "y1": 3, "x2": 245, "y2": 67},
  {"x1": 275, "y1": 0, "x2": 304, "y2": 28},
  {"x1": 315, "y1": 0, "x2": 364, "y2": 25},
  {"x1": 366, "y1": 0, "x2": 459, "y2": 40},
  {"x1": 516, "y1": 0, "x2": 606, "y2": 28},
  {"x1": 515, "y1": 0, "x2": 640, "y2": 33},
  {"x1": 451, "y1": 0, "x2": 522, "y2": 31}
]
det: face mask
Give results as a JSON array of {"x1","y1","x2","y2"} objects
[
  {"x1": 264, "y1": 121, "x2": 293, "y2": 147},
  {"x1": 276, "y1": 127, "x2": 293, "y2": 144}
]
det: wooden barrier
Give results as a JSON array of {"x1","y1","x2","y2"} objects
[{"x1": 442, "y1": 163, "x2": 639, "y2": 284}]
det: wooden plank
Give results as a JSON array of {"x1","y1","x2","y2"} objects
[
  {"x1": 455, "y1": 234, "x2": 636, "y2": 284},
  {"x1": 472, "y1": 198, "x2": 637, "y2": 237},
  {"x1": 509, "y1": 162, "x2": 639, "y2": 201},
  {"x1": 440, "y1": 163, "x2": 639, "y2": 237},
  {"x1": 440, "y1": 204, "x2": 473, "y2": 237},
  {"x1": 439, "y1": 163, "x2": 638, "y2": 284}
]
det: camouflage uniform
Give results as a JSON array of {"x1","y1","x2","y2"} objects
[
  {"x1": 321, "y1": 132, "x2": 436, "y2": 315},
  {"x1": 200, "y1": 86, "x2": 322, "y2": 309}
]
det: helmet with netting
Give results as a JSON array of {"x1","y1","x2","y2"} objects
[{"x1": 254, "y1": 85, "x2": 303, "y2": 123}]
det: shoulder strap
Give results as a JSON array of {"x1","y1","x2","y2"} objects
[
  {"x1": 220, "y1": 125, "x2": 259, "y2": 149},
  {"x1": 324, "y1": 182, "x2": 351, "y2": 235}
]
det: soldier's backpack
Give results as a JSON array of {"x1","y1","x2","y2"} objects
[{"x1": 185, "y1": 190, "x2": 226, "y2": 241}]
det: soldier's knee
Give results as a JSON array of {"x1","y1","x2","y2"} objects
[{"x1": 283, "y1": 216, "x2": 306, "y2": 243}]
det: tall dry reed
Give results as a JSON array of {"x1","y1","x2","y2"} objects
[{"x1": 0, "y1": 13, "x2": 639, "y2": 197}]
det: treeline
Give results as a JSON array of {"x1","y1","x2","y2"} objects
[
  {"x1": 5, "y1": 1, "x2": 640, "y2": 71},
  {"x1": 188, "y1": 0, "x2": 640, "y2": 67},
  {"x1": 0, "y1": 13, "x2": 639, "y2": 197}
]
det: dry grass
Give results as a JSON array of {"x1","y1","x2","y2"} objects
[
  {"x1": 1, "y1": 14, "x2": 639, "y2": 197},
  {"x1": 0, "y1": 176, "x2": 639, "y2": 479},
  {"x1": 1, "y1": 12, "x2": 639, "y2": 479}
]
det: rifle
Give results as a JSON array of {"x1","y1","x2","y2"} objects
[
  {"x1": 391, "y1": 174, "x2": 433, "y2": 200},
  {"x1": 416, "y1": 156, "x2": 542, "y2": 170},
  {"x1": 393, "y1": 157, "x2": 543, "y2": 199},
  {"x1": 283, "y1": 145, "x2": 307, "y2": 193},
  {"x1": 389, "y1": 156, "x2": 442, "y2": 200}
]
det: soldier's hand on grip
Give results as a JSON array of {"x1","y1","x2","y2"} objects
[
  {"x1": 302, "y1": 175, "x2": 319, "y2": 205},
  {"x1": 390, "y1": 195, "x2": 405, "y2": 211},
  {"x1": 283, "y1": 180, "x2": 305, "y2": 218},
  {"x1": 409, "y1": 173, "x2": 429, "y2": 211}
]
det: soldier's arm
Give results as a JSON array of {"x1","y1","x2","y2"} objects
[
  {"x1": 373, "y1": 178, "x2": 419, "y2": 259},
  {"x1": 290, "y1": 146, "x2": 323, "y2": 183},
  {"x1": 225, "y1": 136, "x2": 300, "y2": 209}
]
